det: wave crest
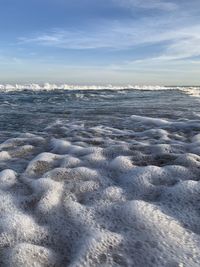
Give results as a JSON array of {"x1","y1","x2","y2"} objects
[{"x1": 0, "y1": 83, "x2": 199, "y2": 95}]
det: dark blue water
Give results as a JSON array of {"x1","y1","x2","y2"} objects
[{"x1": 0, "y1": 89, "x2": 199, "y2": 139}]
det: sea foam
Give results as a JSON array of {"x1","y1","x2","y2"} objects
[
  {"x1": 0, "y1": 115, "x2": 200, "y2": 266},
  {"x1": 0, "y1": 83, "x2": 200, "y2": 98}
]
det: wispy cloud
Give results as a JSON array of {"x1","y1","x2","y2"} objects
[
  {"x1": 19, "y1": 21, "x2": 200, "y2": 61},
  {"x1": 114, "y1": 0, "x2": 178, "y2": 11},
  {"x1": 19, "y1": 30, "x2": 114, "y2": 50}
]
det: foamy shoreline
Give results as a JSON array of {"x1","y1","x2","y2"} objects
[{"x1": 0, "y1": 115, "x2": 200, "y2": 266}]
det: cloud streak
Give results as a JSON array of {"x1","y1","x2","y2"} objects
[
  {"x1": 114, "y1": 0, "x2": 178, "y2": 11},
  {"x1": 19, "y1": 21, "x2": 200, "y2": 61}
]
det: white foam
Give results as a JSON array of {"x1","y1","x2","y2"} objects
[
  {"x1": 0, "y1": 83, "x2": 199, "y2": 97},
  {"x1": 131, "y1": 114, "x2": 170, "y2": 126},
  {"x1": 6, "y1": 243, "x2": 60, "y2": 267},
  {"x1": 0, "y1": 116, "x2": 200, "y2": 266},
  {"x1": 0, "y1": 151, "x2": 11, "y2": 160},
  {"x1": 0, "y1": 169, "x2": 17, "y2": 189},
  {"x1": 0, "y1": 83, "x2": 169, "y2": 91},
  {"x1": 179, "y1": 87, "x2": 200, "y2": 97}
]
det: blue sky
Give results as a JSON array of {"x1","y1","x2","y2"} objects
[{"x1": 0, "y1": 0, "x2": 200, "y2": 85}]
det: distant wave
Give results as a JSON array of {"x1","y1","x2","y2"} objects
[
  {"x1": 179, "y1": 87, "x2": 200, "y2": 97},
  {"x1": 0, "y1": 83, "x2": 171, "y2": 91},
  {"x1": 0, "y1": 83, "x2": 200, "y2": 96}
]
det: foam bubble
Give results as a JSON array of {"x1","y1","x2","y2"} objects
[
  {"x1": 0, "y1": 151, "x2": 11, "y2": 160},
  {"x1": 0, "y1": 169, "x2": 17, "y2": 189},
  {"x1": 6, "y1": 243, "x2": 59, "y2": 267}
]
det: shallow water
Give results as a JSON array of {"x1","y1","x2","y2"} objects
[
  {"x1": 0, "y1": 88, "x2": 200, "y2": 266},
  {"x1": 0, "y1": 89, "x2": 200, "y2": 135}
]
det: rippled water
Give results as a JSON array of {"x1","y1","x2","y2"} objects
[{"x1": 0, "y1": 89, "x2": 200, "y2": 136}]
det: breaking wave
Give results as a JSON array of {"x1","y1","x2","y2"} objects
[{"x1": 0, "y1": 83, "x2": 200, "y2": 97}]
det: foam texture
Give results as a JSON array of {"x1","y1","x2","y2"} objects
[{"x1": 0, "y1": 115, "x2": 200, "y2": 266}]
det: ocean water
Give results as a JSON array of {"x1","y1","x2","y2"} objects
[
  {"x1": 0, "y1": 87, "x2": 200, "y2": 266},
  {"x1": 1, "y1": 87, "x2": 200, "y2": 135}
]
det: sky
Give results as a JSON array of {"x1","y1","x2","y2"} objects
[{"x1": 0, "y1": 0, "x2": 200, "y2": 85}]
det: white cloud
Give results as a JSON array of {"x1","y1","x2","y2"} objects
[
  {"x1": 114, "y1": 0, "x2": 178, "y2": 11},
  {"x1": 19, "y1": 21, "x2": 200, "y2": 61}
]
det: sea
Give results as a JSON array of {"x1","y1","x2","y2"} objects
[
  {"x1": 1, "y1": 85, "x2": 200, "y2": 138},
  {"x1": 0, "y1": 85, "x2": 200, "y2": 266}
]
